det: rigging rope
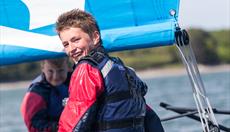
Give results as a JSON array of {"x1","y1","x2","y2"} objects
[
  {"x1": 170, "y1": 9, "x2": 220, "y2": 132},
  {"x1": 175, "y1": 29, "x2": 219, "y2": 132}
]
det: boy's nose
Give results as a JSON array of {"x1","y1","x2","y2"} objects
[
  {"x1": 53, "y1": 72, "x2": 60, "y2": 79},
  {"x1": 68, "y1": 44, "x2": 77, "y2": 54},
  {"x1": 66, "y1": 43, "x2": 73, "y2": 53}
]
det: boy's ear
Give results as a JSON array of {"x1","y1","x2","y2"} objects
[{"x1": 92, "y1": 31, "x2": 100, "y2": 45}]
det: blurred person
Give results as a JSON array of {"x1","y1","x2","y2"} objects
[{"x1": 21, "y1": 57, "x2": 71, "y2": 132}]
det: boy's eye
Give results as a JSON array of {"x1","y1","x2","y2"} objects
[
  {"x1": 58, "y1": 69, "x2": 65, "y2": 73},
  {"x1": 48, "y1": 70, "x2": 53, "y2": 73},
  {"x1": 62, "y1": 42, "x2": 69, "y2": 48},
  {"x1": 71, "y1": 37, "x2": 80, "y2": 43}
]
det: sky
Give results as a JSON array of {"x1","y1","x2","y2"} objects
[{"x1": 179, "y1": 0, "x2": 230, "y2": 30}]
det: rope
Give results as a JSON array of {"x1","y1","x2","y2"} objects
[{"x1": 175, "y1": 28, "x2": 219, "y2": 132}]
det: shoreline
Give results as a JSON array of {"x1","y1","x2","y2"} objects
[
  {"x1": 0, "y1": 64, "x2": 229, "y2": 90},
  {"x1": 137, "y1": 64, "x2": 230, "y2": 79}
]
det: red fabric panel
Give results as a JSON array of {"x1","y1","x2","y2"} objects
[
  {"x1": 20, "y1": 92, "x2": 47, "y2": 132},
  {"x1": 146, "y1": 104, "x2": 152, "y2": 111},
  {"x1": 58, "y1": 63, "x2": 104, "y2": 132}
]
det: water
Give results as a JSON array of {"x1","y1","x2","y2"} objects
[
  {"x1": 0, "y1": 72, "x2": 229, "y2": 132},
  {"x1": 0, "y1": 89, "x2": 27, "y2": 132},
  {"x1": 145, "y1": 71, "x2": 230, "y2": 132}
]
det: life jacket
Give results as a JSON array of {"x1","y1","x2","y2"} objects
[
  {"x1": 48, "y1": 84, "x2": 69, "y2": 119},
  {"x1": 29, "y1": 74, "x2": 69, "y2": 120},
  {"x1": 78, "y1": 47, "x2": 147, "y2": 131}
]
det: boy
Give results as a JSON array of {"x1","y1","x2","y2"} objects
[
  {"x1": 21, "y1": 57, "x2": 71, "y2": 132},
  {"x1": 56, "y1": 9, "x2": 164, "y2": 132}
]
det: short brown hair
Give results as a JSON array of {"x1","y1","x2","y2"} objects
[
  {"x1": 56, "y1": 9, "x2": 101, "y2": 42},
  {"x1": 41, "y1": 57, "x2": 68, "y2": 68}
]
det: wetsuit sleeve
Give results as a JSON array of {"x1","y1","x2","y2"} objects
[
  {"x1": 58, "y1": 63, "x2": 104, "y2": 132},
  {"x1": 20, "y1": 86, "x2": 57, "y2": 132},
  {"x1": 145, "y1": 105, "x2": 165, "y2": 132}
]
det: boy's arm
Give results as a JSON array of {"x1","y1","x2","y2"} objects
[
  {"x1": 21, "y1": 86, "x2": 56, "y2": 132},
  {"x1": 58, "y1": 63, "x2": 104, "y2": 132},
  {"x1": 145, "y1": 105, "x2": 165, "y2": 132}
]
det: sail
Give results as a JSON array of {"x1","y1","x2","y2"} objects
[{"x1": 0, "y1": 0, "x2": 180, "y2": 66}]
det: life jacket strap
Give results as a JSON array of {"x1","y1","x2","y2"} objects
[
  {"x1": 103, "y1": 91, "x2": 138, "y2": 103},
  {"x1": 79, "y1": 51, "x2": 105, "y2": 66},
  {"x1": 96, "y1": 117, "x2": 144, "y2": 131}
]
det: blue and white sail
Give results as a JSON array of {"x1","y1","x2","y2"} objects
[{"x1": 0, "y1": 0, "x2": 180, "y2": 66}]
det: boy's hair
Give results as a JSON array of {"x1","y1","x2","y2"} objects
[
  {"x1": 56, "y1": 9, "x2": 101, "y2": 43},
  {"x1": 41, "y1": 57, "x2": 68, "y2": 68}
]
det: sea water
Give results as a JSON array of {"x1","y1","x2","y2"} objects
[{"x1": 0, "y1": 72, "x2": 229, "y2": 132}]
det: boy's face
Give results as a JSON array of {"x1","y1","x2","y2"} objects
[
  {"x1": 59, "y1": 27, "x2": 100, "y2": 63},
  {"x1": 42, "y1": 61, "x2": 68, "y2": 87}
]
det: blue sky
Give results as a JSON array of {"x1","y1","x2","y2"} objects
[{"x1": 179, "y1": 0, "x2": 230, "y2": 30}]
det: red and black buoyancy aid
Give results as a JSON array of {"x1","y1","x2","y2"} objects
[
  {"x1": 73, "y1": 47, "x2": 147, "y2": 132},
  {"x1": 21, "y1": 73, "x2": 70, "y2": 132}
]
